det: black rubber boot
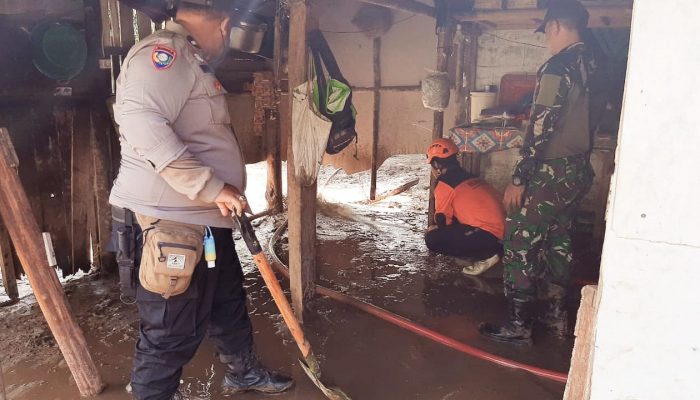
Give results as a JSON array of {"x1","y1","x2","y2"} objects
[
  {"x1": 221, "y1": 348, "x2": 294, "y2": 395},
  {"x1": 478, "y1": 297, "x2": 534, "y2": 346},
  {"x1": 539, "y1": 296, "x2": 569, "y2": 339}
]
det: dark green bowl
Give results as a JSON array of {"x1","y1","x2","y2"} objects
[{"x1": 31, "y1": 21, "x2": 88, "y2": 82}]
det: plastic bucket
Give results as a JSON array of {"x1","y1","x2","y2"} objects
[
  {"x1": 31, "y1": 21, "x2": 87, "y2": 82},
  {"x1": 470, "y1": 91, "x2": 497, "y2": 123}
]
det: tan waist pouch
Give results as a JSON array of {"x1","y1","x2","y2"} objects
[{"x1": 136, "y1": 214, "x2": 205, "y2": 299}]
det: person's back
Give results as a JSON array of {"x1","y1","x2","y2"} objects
[
  {"x1": 425, "y1": 139, "x2": 504, "y2": 276},
  {"x1": 434, "y1": 170, "x2": 505, "y2": 240},
  {"x1": 451, "y1": 177, "x2": 505, "y2": 240}
]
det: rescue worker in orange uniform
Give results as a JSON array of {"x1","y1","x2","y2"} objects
[{"x1": 425, "y1": 139, "x2": 506, "y2": 275}]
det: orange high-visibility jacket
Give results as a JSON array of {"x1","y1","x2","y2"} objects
[{"x1": 434, "y1": 172, "x2": 506, "y2": 239}]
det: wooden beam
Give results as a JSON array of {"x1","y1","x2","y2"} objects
[
  {"x1": 564, "y1": 285, "x2": 600, "y2": 400},
  {"x1": 456, "y1": 4, "x2": 633, "y2": 28},
  {"x1": 352, "y1": 85, "x2": 421, "y2": 92},
  {"x1": 136, "y1": 11, "x2": 154, "y2": 41},
  {"x1": 0, "y1": 360, "x2": 6, "y2": 400},
  {"x1": 287, "y1": 0, "x2": 317, "y2": 321},
  {"x1": 0, "y1": 129, "x2": 105, "y2": 396},
  {"x1": 264, "y1": 10, "x2": 284, "y2": 214},
  {"x1": 90, "y1": 107, "x2": 116, "y2": 273},
  {"x1": 71, "y1": 109, "x2": 94, "y2": 274},
  {"x1": 460, "y1": 23, "x2": 481, "y2": 175},
  {"x1": 117, "y1": 1, "x2": 136, "y2": 48},
  {"x1": 369, "y1": 37, "x2": 382, "y2": 201},
  {"x1": 0, "y1": 129, "x2": 20, "y2": 304},
  {"x1": 361, "y1": 0, "x2": 435, "y2": 18},
  {"x1": 427, "y1": 6, "x2": 454, "y2": 226},
  {"x1": 265, "y1": 108, "x2": 283, "y2": 213},
  {"x1": 100, "y1": 0, "x2": 118, "y2": 49},
  {"x1": 453, "y1": 25, "x2": 467, "y2": 129},
  {"x1": 367, "y1": 178, "x2": 419, "y2": 204},
  {"x1": 0, "y1": 220, "x2": 18, "y2": 304}
]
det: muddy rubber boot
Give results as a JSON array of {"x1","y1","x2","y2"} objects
[
  {"x1": 478, "y1": 298, "x2": 534, "y2": 346},
  {"x1": 539, "y1": 296, "x2": 569, "y2": 339},
  {"x1": 221, "y1": 348, "x2": 294, "y2": 395}
]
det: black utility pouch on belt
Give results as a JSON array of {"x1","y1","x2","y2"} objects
[{"x1": 115, "y1": 208, "x2": 137, "y2": 301}]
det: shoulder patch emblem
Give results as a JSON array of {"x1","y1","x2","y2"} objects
[{"x1": 152, "y1": 45, "x2": 177, "y2": 70}]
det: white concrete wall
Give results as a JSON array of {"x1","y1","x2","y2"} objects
[
  {"x1": 475, "y1": 29, "x2": 548, "y2": 90},
  {"x1": 590, "y1": 1, "x2": 700, "y2": 399}
]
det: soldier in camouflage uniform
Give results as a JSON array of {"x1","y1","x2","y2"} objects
[{"x1": 479, "y1": 0, "x2": 602, "y2": 345}]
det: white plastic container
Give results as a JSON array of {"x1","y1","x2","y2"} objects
[{"x1": 470, "y1": 91, "x2": 498, "y2": 123}]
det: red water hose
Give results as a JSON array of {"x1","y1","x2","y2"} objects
[{"x1": 265, "y1": 220, "x2": 569, "y2": 384}]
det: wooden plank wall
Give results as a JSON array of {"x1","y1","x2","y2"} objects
[{"x1": 0, "y1": 104, "x2": 115, "y2": 277}]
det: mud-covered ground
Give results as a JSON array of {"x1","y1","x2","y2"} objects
[{"x1": 0, "y1": 155, "x2": 599, "y2": 399}]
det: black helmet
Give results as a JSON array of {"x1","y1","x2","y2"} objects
[
  {"x1": 118, "y1": 0, "x2": 177, "y2": 23},
  {"x1": 118, "y1": 0, "x2": 244, "y2": 22},
  {"x1": 176, "y1": 0, "x2": 244, "y2": 13}
]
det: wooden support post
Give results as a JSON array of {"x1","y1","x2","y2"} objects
[
  {"x1": 460, "y1": 23, "x2": 481, "y2": 176},
  {"x1": 0, "y1": 128, "x2": 19, "y2": 303},
  {"x1": 361, "y1": 0, "x2": 435, "y2": 18},
  {"x1": 427, "y1": 1, "x2": 453, "y2": 226},
  {"x1": 0, "y1": 222, "x2": 18, "y2": 304},
  {"x1": 0, "y1": 360, "x2": 6, "y2": 400},
  {"x1": 455, "y1": 4, "x2": 633, "y2": 29},
  {"x1": 100, "y1": 0, "x2": 119, "y2": 49},
  {"x1": 117, "y1": 1, "x2": 136, "y2": 49},
  {"x1": 265, "y1": 108, "x2": 283, "y2": 213},
  {"x1": 453, "y1": 25, "x2": 467, "y2": 129},
  {"x1": 0, "y1": 129, "x2": 105, "y2": 396},
  {"x1": 564, "y1": 285, "x2": 599, "y2": 400},
  {"x1": 90, "y1": 107, "x2": 116, "y2": 273},
  {"x1": 136, "y1": 11, "x2": 154, "y2": 42},
  {"x1": 264, "y1": 9, "x2": 284, "y2": 214},
  {"x1": 287, "y1": 0, "x2": 317, "y2": 321},
  {"x1": 369, "y1": 37, "x2": 382, "y2": 200},
  {"x1": 71, "y1": 109, "x2": 94, "y2": 274}
]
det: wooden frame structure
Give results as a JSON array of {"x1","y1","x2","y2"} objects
[
  {"x1": 281, "y1": 0, "x2": 633, "y2": 316},
  {"x1": 0, "y1": 0, "x2": 633, "y2": 392}
]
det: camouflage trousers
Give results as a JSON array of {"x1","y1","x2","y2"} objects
[{"x1": 503, "y1": 155, "x2": 594, "y2": 302}]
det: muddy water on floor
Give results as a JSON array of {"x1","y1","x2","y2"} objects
[{"x1": 3, "y1": 218, "x2": 571, "y2": 400}]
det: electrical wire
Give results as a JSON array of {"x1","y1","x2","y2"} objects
[
  {"x1": 482, "y1": 31, "x2": 546, "y2": 49},
  {"x1": 320, "y1": 14, "x2": 418, "y2": 34}
]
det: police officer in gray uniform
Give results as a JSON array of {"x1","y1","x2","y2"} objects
[{"x1": 110, "y1": 1, "x2": 293, "y2": 398}]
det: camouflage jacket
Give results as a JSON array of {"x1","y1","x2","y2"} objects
[{"x1": 513, "y1": 42, "x2": 599, "y2": 182}]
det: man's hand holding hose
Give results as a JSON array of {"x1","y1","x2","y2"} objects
[{"x1": 215, "y1": 183, "x2": 248, "y2": 217}]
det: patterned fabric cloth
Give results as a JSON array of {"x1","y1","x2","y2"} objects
[
  {"x1": 449, "y1": 125, "x2": 525, "y2": 154},
  {"x1": 502, "y1": 155, "x2": 594, "y2": 302}
]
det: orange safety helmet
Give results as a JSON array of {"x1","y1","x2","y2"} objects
[{"x1": 426, "y1": 138, "x2": 459, "y2": 164}]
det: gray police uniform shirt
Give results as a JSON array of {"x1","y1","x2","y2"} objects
[{"x1": 109, "y1": 21, "x2": 245, "y2": 228}]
